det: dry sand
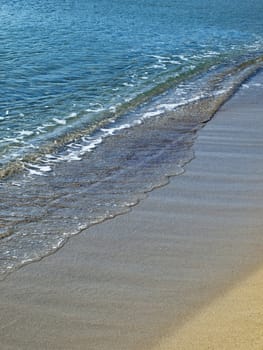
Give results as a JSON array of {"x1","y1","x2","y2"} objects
[
  {"x1": 153, "y1": 265, "x2": 263, "y2": 350},
  {"x1": 0, "y1": 71, "x2": 263, "y2": 349}
]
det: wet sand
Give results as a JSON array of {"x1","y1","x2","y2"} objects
[{"x1": 0, "y1": 71, "x2": 263, "y2": 349}]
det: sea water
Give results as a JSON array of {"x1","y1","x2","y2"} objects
[{"x1": 0, "y1": 0, "x2": 263, "y2": 277}]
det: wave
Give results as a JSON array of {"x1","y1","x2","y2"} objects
[
  {"x1": 0, "y1": 55, "x2": 263, "y2": 279},
  {"x1": 1, "y1": 54, "x2": 263, "y2": 180}
]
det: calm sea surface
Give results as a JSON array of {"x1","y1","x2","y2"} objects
[{"x1": 0, "y1": 0, "x2": 263, "y2": 277}]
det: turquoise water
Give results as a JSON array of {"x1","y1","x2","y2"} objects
[
  {"x1": 0, "y1": 0, "x2": 263, "y2": 277},
  {"x1": 1, "y1": 0, "x2": 262, "y2": 168}
]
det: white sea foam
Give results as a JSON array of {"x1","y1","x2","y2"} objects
[
  {"x1": 85, "y1": 106, "x2": 105, "y2": 113},
  {"x1": 242, "y1": 84, "x2": 250, "y2": 89},
  {"x1": 109, "y1": 106, "x2": 117, "y2": 113},
  {"x1": 203, "y1": 50, "x2": 219, "y2": 57},
  {"x1": 65, "y1": 153, "x2": 82, "y2": 161},
  {"x1": 79, "y1": 137, "x2": 103, "y2": 155},
  {"x1": 42, "y1": 122, "x2": 55, "y2": 127},
  {"x1": 44, "y1": 155, "x2": 59, "y2": 162},
  {"x1": 17, "y1": 130, "x2": 34, "y2": 137},
  {"x1": 67, "y1": 112, "x2": 77, "y2": 119},
  {"x1": 156, "y1": 103, "x2": 181, "y2": 111},
  {"x1": 213, "y1": 88, "x2": 228, "y2": 96},
  {"x1": 36, "y1": 126, "x2": 46, "y2": 134},
  {"x1": 150, "y1": 64, "x2": 162, "y2": 69},
  {"x1": 101, "y1": 123, "x2": 132, "y2": 136},
  {"x1": 242, "y1": 82, "x2": 262, "y2": 89},
  {"x1": 11, "y1": 182, "x2": 22, "y2": 187},
  {"x1": 151, "y1": 63, "x2": 167, "y2": 70},
  {"x1": 142, "y1": 110, "x2": 163, "y2": 119},
  {"x1": 156, "y1": 92, "x2": 212, "y2": 112},
  {"x1": 26, "y1": 167, "x2": 44, "y2": 176},
  {"x1": 26, "y1": 163, "x2": 52, "y2": 174},
  {"x1": 123, "y1": 82, "x2": 134, "y2": 87},
  {"x1": 38, "y1": 120, "x2": 143, "y2": 168},
  {"x1": 170, "y1": 60, "x2": 181, "y2": 65},
  {"x1": 3, "y1": 137, "x2": 20, "y2": 143},
  {"x1": 53, "y1": 118, "x2": 67, "y2": 125},
  {"x1": 177, "y1": 55, "x2": 189, "y2": 61}
]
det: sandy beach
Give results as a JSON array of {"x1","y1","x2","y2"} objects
[
  {"x1": 1, "y1": 71, "x2": 263, "y2": 350},
  {"x1": 154, "y1": 265, "x2": 263, "y2": 350}
]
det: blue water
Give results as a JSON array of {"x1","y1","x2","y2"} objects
[
  {"x1": 1, "y1": 0, "x2": 262, "y2": 167},
  {"x1": 0, "y1": 0, "x2": 263, "y2": 277}
]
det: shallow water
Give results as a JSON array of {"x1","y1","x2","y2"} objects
[
  {"x1": 1, "y1": 0, "x2": 263, "y2": 168},
  {"x1": 1, "y1": 0, "x2": 263, "y2": 276},
  {"x1": 1, "y1": 74, "x2": 263, "y2": 350}
]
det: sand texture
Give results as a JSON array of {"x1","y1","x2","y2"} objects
[
  {"x1": 0, "y1": 72, "x2": 263, "y2": 349},
  {"x1": 153, "y1": 265, "x2": 263, "y2": 349}
]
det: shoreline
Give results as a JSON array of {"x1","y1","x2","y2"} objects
[
  {"x1": 0, "y1": 71, "x2": 263, "y2": 349},
  {"x1": 1, "y1": 58, "x2": 263, "y2": 279}
]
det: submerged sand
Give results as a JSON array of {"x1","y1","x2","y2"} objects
[{"x1": 0, "y1": 71, "x2": 263, "y2": 349}]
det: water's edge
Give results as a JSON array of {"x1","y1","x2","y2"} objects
[{"x1": 0, "y1": 58, "x2": 263, "y2": 280}]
